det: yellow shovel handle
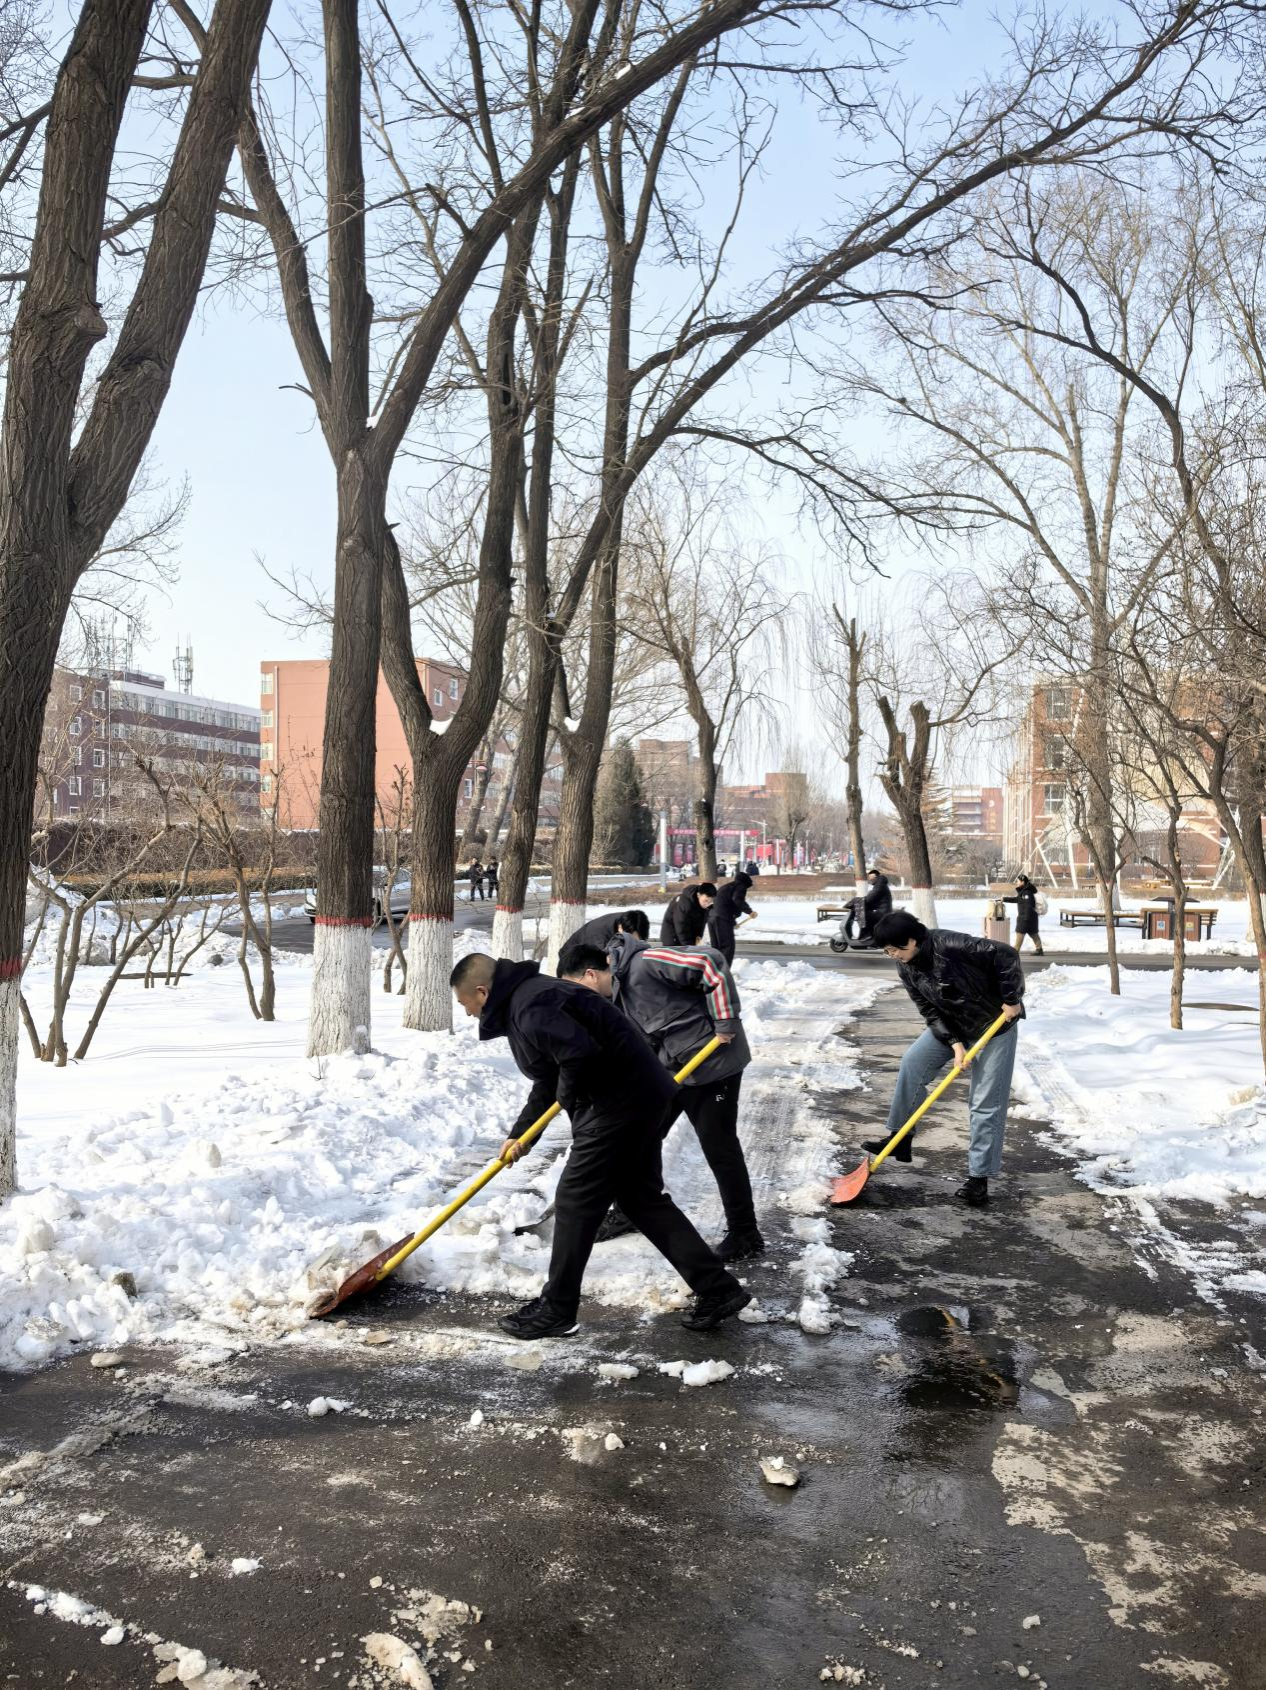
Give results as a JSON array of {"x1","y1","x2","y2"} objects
[
  {"x1": 869, "y1": 1012, "x2": 1011, "y2": 1174},
  {"x1": 374, "y1": 1034, "x2": 725, "y2": 1283}
]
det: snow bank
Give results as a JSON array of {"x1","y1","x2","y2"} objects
[{"x1": 1016, "y1": 966, "x2": 1266, "y2": 1205}]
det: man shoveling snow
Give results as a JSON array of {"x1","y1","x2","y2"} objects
[{"x1": 450, "y1": 953, "x2": 750, "y2": 1339}]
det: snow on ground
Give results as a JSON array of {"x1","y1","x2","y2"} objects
[
  {"x1": 2, "y1": 947, "x2": 881, "y2": 1370},
  {"x1": 1014, "y1": 966, "x2": 1266, "y2": 1206}
]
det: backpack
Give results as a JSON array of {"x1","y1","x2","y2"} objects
[{"x1": 1035, "y1": 891, "x2": 1049, "y2": 917}]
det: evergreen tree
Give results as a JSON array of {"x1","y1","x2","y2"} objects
[{"x1": 593, "y1": 740, "x2": 655, "y2": 868}]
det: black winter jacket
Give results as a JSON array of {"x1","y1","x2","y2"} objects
[
  {"x1": 478, "y1": 959, "x2": 676, "y2": 1144},
  {"x1": 608, "y1": 935, "x2": 751, "y2": 1087},
  {"x1": 568, "y1": 912, "x2": 623, "y2": 955},
  {"x1": 864, "y1": 874, "x2": 893, "y2": 921},
  {"x1": 707, "y1": 875, "x2": 754, "y2": 946},
  {"x1": 1003, "y1": 886, "x2": 1040, "y2": 935},
  {"x1": 660, "y1": 888, "x2": 710, "y2": 947},
  {"x1": 896, "y1": 928, "x2": 1025, "y2": 1046}
]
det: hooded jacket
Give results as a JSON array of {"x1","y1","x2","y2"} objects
[
  {"x1": 660, "y1": 887, "x2": 710, "y2": 948},
  {"x1": 896, "y1": 928, "x2": 1025, "y2": 1046},
  {"x1": 568, "y1": 911, "x2": 624, "y2": 955},
  {"x1": 607, "y1": 935, "x2": 751, "y2": 1087},
  {"x1": 863, "y1": 873, "x2": 893, "y2": 922},
  {"x1": 1004, "y1": 881, "x2": 1040, "y2": 935},
  {"x1": 478, "y1": 958, "x2": 676, "y2": 1144},
  {"x1": 707, "y1": 875, "x2": 754, "y2": 947}
]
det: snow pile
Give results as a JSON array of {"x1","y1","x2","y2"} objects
[
  {"x1": 658, "y1": 1357, "x2": 735, "y2": 1387},
  {"x1": 1016, "y1": 966, "x2": 1266, "y2": 1204},
  {"x1": 790, "y1": 1216, "x2": 854, "y2": 1335}
]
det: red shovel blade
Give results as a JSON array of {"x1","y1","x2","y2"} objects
[
  {"x1": 305, "y1": 1233, "x2": 416, "y2": 1319},
  {"x1": 829, "y1": 1157, "x2": 871, "y2": 1205}
]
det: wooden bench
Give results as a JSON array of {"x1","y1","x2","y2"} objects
[
  {"x1": 817, "y1": 904, "x2": 853, "y2": 922},
  {"x1": 1058, "y1": 908, "x2": 1145, "y2": 930}
]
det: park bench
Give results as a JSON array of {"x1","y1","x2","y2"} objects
[
  {"x1": 1058, "y1": 908, "x2": 1145, "y2": 930},
  {"x1": 816, "y1": 904, "x2": 853, "y2": 922}
]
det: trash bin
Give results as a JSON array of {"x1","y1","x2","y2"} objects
[{"x1": 982, "y1": 898, "x2": 1011, "y2": 945}]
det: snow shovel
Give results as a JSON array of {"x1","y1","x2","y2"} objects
[
  {"x1": 829, "y1": 1012, "x2": 1010, "y2": 1206},
  {"x1": 308, "y1": 1034, "x2": 726, "y2": 1317}
]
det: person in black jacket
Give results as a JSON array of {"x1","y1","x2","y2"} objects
[
  {"x1": 660, "y1": 883, "x2": 716, "y2": 947},
  {"x1": 863, "y1": 911, "x2": 1025, "y2": 1206},
  {"x1": 560, "y1": 908, "x2": 650, "y2": 968},
  {"x1": 851, "y1": 868, "x2": 892, "y2": 948},
  {"x1": 706, "y1": 873, "x2": 756, "y2": 964},
  {"x1": 1003, "y1": 874, "x2": 1044, "y2": 954},
  {"x1": 562, "y1": 937, "x2": 764, "y2": 1260},
  {"x1": 451, "y1": 953, "x2": 749, "y2": 1338}
]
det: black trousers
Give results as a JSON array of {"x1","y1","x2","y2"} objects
[
  {"x1": 543, "y1": 1113, "x2": 738, "y2": 1319},
  {"x1": 664, "y1": 1073, "x2": 757, "y2": 1234},
  {"x1": 709, "y1": 922, "x2": 736, "y2": 964}
]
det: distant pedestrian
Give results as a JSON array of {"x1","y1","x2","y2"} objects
[
  {"x1": 450, "y1": 953, "x2": 750, "y2": 1338},
  {"x1": 660, "y1": 883, "x2": 716, "y2": 948},
  {"x1": 562, "y1": 938, "x2": 764, "y2": 1261},
  {"x1": 486, "y1": 856, "x2": 500, "y2": 899},
  {"x1": 865, "y1": 911, "x2": 1025, "y2": 1207},
  {"x1": 1004, "y1": 874, "x2": 1044, "y2": 954},
  {"x1": 707, "y1": 873, "x2": 756, "y2": 963},
  {"x1": 468, "y1": 859, "x2": 485, "y2": 901}
]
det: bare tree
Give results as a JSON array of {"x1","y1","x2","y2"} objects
[{"x1": 0, "y1": 0, "x2": 273, "y2": 1199}]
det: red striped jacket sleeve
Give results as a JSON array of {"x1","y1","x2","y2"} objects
[{"x1": 641, "y1": 946, "x2": 738, "y2": 1023}]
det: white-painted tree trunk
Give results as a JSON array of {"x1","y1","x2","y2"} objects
[
  {"x1": 405, "y1": 917, "x2": 454, "y2": 1032},
  {"x1": 911, "y1": 887, "x2": 938, "y2": 928},
  {"x1": 545, "y1": 900, "x2": 586, "y2": 975},
  {"x1": 854, "y1": 879, "x2": 868, "y2": 897},
  {"x1": 307, "y1": 923, "x2": 373, "y2": 1057},
  {"x1": 491, "y1": 906, "x2": 523, "y2": 961},
  {"x1": 0, "y1": 977, "x2": 17, "y2": 1198}
]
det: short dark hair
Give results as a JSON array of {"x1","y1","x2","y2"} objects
[
  {"x1": 873, "y1": 911, "x2": 926, "y2": 948},
  {"x1": 695, "y1": 882, "x2": 717, "y2": 899},
  {"x1": 867, "y1": 867, "x2": 882, "y2": 878},
  {"x1": 450, "y1": 951, "x2": 495, "y2": 989},
  {"x1": 618, "y1": 909, "x2": 650, "y2": 939},
  {"x1": 558, "y1": 944, "x2": 611, "y2": 978}
]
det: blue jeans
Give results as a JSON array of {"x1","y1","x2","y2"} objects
[{"x1": 885, "y1": 1024, "x2": 1018, "y2": 1178}]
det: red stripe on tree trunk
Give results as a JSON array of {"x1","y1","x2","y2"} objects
[
  {"x1": 409, "y1": 913, "x2": 451, "y2": 923},
  {"x1": 314, "y1": 915, "x2": 375, "y2": 929},
  {"x1": 0, "y1": 957, "x2": 21, "y2": 981},
  {"x1": 495, "y1": 903, "x2": 522, "y2": 914},
  {"x1": 549, "y1": 898, "x2": 588, "y2": 907}
]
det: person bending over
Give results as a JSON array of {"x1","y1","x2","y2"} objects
[
  {"x1": 451, "y1": 952, "x2": 750, "y2": 1338},
  {"x1": 560, "y1": 908, "x2": 650, "y2": 970},
  {"x1": 660, "y1": 883, "x2": 716, "y2": 947},
  {"x1": 561, "y1": 939, "x2": 764, "y2": 1261},
  {"x1": 864, "y1": 911, "x2": 1025, "y2": 1207},
  {"x1": 707, "y1": 873, "x2": 756, "y2": 964}
]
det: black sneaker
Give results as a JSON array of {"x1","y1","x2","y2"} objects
[
  {"x1": 716, "y1": 1227, "x2": 765, "y2": 1262},
  {"x1": 680, "y1": 1285, "x2": 753, "y2": 1331},
  {"x1": 594, "y1": 1206, "x2": 636, "y2": 1243},
  {"x1": 497, "y1": 1297, "x2": 579, "y2": 1340},
  {"x1": 863, "y1": 1135, "x2": 912, "y2": 1163},
  {"x1": 956, "y1": 1176, "x2": 989, "y2": 1207}
]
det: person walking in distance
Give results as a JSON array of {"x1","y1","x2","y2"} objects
[
  {"x1": 486, "y1": 855, "x2": 500, "y2": 900},
  {"x1": 660, "y1": 882, "x2": 716, "y2": 947},
  {"x1": 707, "y1": 872, "x2": 756, "y2": 964},
  {"x1": 467, "y1": 858, "x2": 483, "y2": 902},
  {"x1": 450, "y1": 953, "x2": 751, "y2": 1338},
  {"x1": 561, "y1": 939, "x2": 764, "y2": 1261},
  {"x1": 1004, "y1": 874, "x2": 1044, "y2": 954},
  {"x1": 864, "y1": 911, "x2": 1025, "y2": 1207}
]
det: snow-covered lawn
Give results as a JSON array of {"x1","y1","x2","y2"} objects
[
  {"x1": 2, "y1": 951, "x2": 879, "y2": 1370},
  {"x1": 1015, "y1": 966, "x2": 1266, "y2": 1207}
]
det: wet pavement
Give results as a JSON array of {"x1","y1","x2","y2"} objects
[{"x1": 2, "y1": 992, "x2": 1265, "y2": 1689}]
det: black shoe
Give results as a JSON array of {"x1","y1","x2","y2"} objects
[
  {"x1": 863, "y1": 1135, "x2": 912, "y2": 1163},
  {"x1": 680, "y1": 1285, "x2": 752, "y2": 1331},
  {"x1": 956, "y1": 1176, "x2": 989, "y2": 1207},
  {"x1": 716, "y1": 1227, "x2": 765, "y2": 1262},
  {"x1": 498, "y1": 1297, "x2": 579, "y2": 1340},
  {"x1": 594, "y1": 1206, "x2": 636, "y2": 1243}
]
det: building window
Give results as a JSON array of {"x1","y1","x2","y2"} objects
[
  {"x1": 111, "y1": 722, "x2": 125, "y2": 738},
  {"x1": 94, "y1": 718, "x2": 104, "y2": 737},
  {"x1": 1045, "y1": 685, "x2": 1072, "y2": 720},
  {"x1": 1044, "y1": 735, "x2": 1066, "y2": 770},
  {"x1": 92, "y1": 748, "x2": 105, "y2": 768},
  {"x1": 92, "y1": 778, "x2": 105, "y2": 798},
  {"x1": 69, "y1": 716, "x2": 82, "y2": 737},
  {"x1": 1043, "y1": 783, "x2": 1066, "y2": 815},
  {"x1": 449, "y1": 677, "x2": 459, "y2": 700},
  {"x1": 68, "y1": 776, "x2": 82, "y2": 797},
  {"x1": 260, "y1": 738, "x2": 273, "y2": 760},
  {"x1": 261, "y1": 671, "x2": 274, "y2": 694},
  {"x1": 261, "y1": 710, "x2": 274, "y2": 729},
  {"x1": 463, "y1": 778, "x2": 473, "y2": 798},
  {"x1": 261, "y1": 774, "x2": 273, "y2": 795},
  {"x1": 433, "y1": 689, "x2": 444, "y2": 707},
  {"x1": 70, "y1": 683, "x2": 82, "y2": 702},
  {"x1": 73, "y1": 746, "x2": 83, "y2": 767},
  {"x1": 92, "y1": 688, "x2": 105, "y2": 708}
]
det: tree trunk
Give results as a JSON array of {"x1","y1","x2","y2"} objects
[
  {"x1": 486, "y1": 772, "x2": 513, "y2": 853},
  {"x1": 308, "y1": 452, "x2": 386, "y2": 1056},
  {"x1": 459, "y1": 742, "x2": 495, "y2": 852},
  {"x1": 548, "y1": 721, "x2": 605, "y2": 969},
  {"x1": 692, "y1": 713, "x2": 719, "y2": 880},
  {"x1": 1168, "y1": 814, "x2": 1186, "y2": 1032},
  {"x1": 845, "y1": 617, "x2": 867, "y2": 893}
]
